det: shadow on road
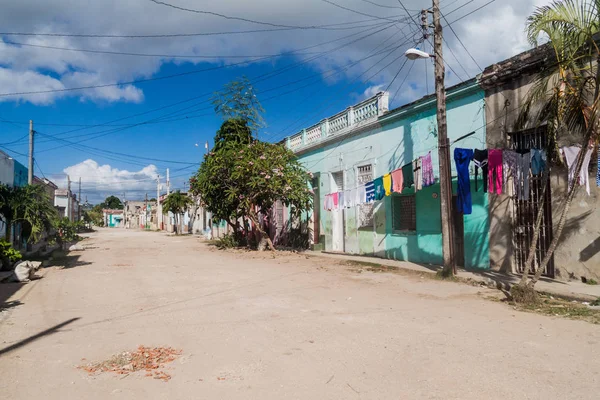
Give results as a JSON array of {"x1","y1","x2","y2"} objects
[
  {"x1": 0, "y1": 282, "x2": 27, "y2": 311},
  {"x1": 0, "y1": 317, "x2": 81, "y2": 356}
]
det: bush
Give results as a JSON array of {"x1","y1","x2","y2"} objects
[
  {"x1": 0, "y1": 239, "x2": 23, "y2": 269},
  {"x1": 215, "y1": 233, "x2": 245, "y2": 249}
]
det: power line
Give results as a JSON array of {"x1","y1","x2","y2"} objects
[
  {"x1": 7, "y1": 23, "x2": 401, "y2": 148},
  {"x1": 441, "y1": 35, "x2": 470, "y2": 80},
  {"x1": 320, "y1": 0, "x2": 415, "y2": 22},
  {"x1": 273, "y1": 34, "x2": 420, "y2": 141},
  {"x1": 34, "y1": 159, "x2": 47, "y2": 179},
  {"x1": 2, "y1": 39, "x2": 377, "y2": 60},
  {"x1": 357, "y1": 0, "x2": 402, "y2": 9},
  {"x1": 0, "y1": 16, "x2": 410, "y2": 38},
  {"x1": 440, "y1": 11, "x2": 483, "y2": 71},
  {"x1": 390, "y1": 59, "x2": 415, "y2": 105},
  {"x1": 444, "y1": 0, "x2": 476, "y2": 17},
  {"x1": 0, "y1": 21, "x2": 395, "y2": 98},
  {"x1": 149, "y1": 0, "x2": 405, "y2": 28},
  {"x1": 447, "y1": 0, "x2": 497, "y2": 24}
]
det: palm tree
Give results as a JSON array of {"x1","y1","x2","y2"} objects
[
  {"x1": 162, "y1": 190, "x2": 193, "y2": 235},
  {"x1": 0, "y1": 184, "x2": 58, "y2": 243},
  {"x1": 513, "y1": 0, "x2": 600, "y2": 301}
]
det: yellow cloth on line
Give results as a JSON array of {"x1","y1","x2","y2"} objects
[{"x1": 383, "y1": 173, "x2": 392, "y2": 196}]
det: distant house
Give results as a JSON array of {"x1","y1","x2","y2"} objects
[
  {"x1": 33, "y1": 176, "x2": 58, "y2": 206},
  {"x1": 55, "y1": 189, "x2": 79, "y2": 222},
  {"x1": 103, "y1": 209, "x2": 124, "y2": 228}
]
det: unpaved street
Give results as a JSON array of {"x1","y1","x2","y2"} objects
[{"x1": 1, "y1": 229, "x2": 598, "y2": 399}]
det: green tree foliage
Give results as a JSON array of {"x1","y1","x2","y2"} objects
[
  {"x1": 191, "y1": 127, "x2": 313, "y2": 250},
  {"x1": 0, "y1": 184, "x2": 58, "y2": 243},
  {"x1": 162, "y1": 190, "x2": 193, "y2": 235},
  {"x1": 513, "y1": 0, "x2": 600, "y2": 300},
  {"x1": 100, "y1": 195, "x2": 123, "y2": 210},
  {"x1": 211, "y1": 77, "x2": 265, "y2": 133},
  {"x1": 213, "y1": 118, "x2": 253, "y2": 152},
  {"x1": 0, "y1": 239, "x2": 22, "y2": 270}
]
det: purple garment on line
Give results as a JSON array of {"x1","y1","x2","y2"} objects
[{"x1": 421, "y1": 152, "x2": 435, "y2": 187}]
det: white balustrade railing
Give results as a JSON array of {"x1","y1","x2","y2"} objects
[
  {"x1": 286, "y1": 92, "x2": 388, "y2": 151},
  {"x1": 288, "y1": 133, "x2": 303, "y2": 149},
  {"x1": 305, "y1": 124, "x2": 322, "y2": 144},
  {"x1": 328, "y1": 112, "x2": 349, "y2": 135}
]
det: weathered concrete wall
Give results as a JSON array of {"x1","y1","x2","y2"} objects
[
  {"x1": 483, "y1": 53, "x2": 600, "y2": 280},
  {"x1": 549, "y1": 167, "x2": 600, "y2": 281}
]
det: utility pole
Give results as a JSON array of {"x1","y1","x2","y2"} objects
[
  {"x1": 145, "y1": 192, "x2": 149, "y2": 230},
  {"x1": 67, "y1": 175, "x2": 71, "y2": 221},
  {"x1": 205, "y1": 141, "x2": 214, "y2": 240},
  {"x1": 166, "y1": 168, "x2": 171, "y2": 195},
  {"x1": 28, "y1": 120, "x2": 34, "y2": 185},
  {"x1": 156, "y1": 175, "x2": 162, "y2": 230},
  {"x1": 432, "y1": 0, "x2": 456, "y2": 275},
  {"x1": 78, "y1": 177, "x2": 82, "y2": 221}
]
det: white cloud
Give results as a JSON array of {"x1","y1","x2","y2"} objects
[
  {"x1": 0, "y1": 67, "x2": 65, "y2": 105},
  {"x1": 0, "y1": 0, "x2": 553, "y2": 106},
  {"x1": 362, "y1": 84, "x2": 384, "y2": 100},
  {"x1": 61, "y1": 160, "x2": 158, "y2": 201}
]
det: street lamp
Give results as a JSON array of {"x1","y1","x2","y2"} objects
[
  {"x1": 404, "y1": 48, "x2": 433, "y2": 60},
  {"x1": 405, "y1": 4, "x2": 456, "y2": 276}
]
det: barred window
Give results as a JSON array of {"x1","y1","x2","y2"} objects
[
  {"x1": 357, "y1": 164, "x2": 372, "y2": 184},
  {"x1": 392, "y1": 195, "x2": 416, "y2": 231},
  {"x1": 357, "y1": 164, "x2": 373, "y2": 228}
]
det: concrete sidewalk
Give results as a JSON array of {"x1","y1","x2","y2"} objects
[{"x1": 308, "y1": 251, "x2": 600, "y2": 302}]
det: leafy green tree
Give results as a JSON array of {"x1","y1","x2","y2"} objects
[
  {"x1": 191, "y1": 138, "x2": 313, "y2": 251},
  {"x1": 101, "y1": 195, "x2": 123, "y2": 210},
  {"x1": 513, "y1": 0, "x2": 600, "y2": 301},
  {"x1": 211, "y1": 76, "x2": 265, "y2": 133},
  {"x1": 0, "y1": 184, "x2": 58, "y2": 243},
  {"x1": 213, "y1": 118, "x2": 253, "y2": 152},
  {"x1": 162, "y1": 190, "x2": 193, "y2": 235}
]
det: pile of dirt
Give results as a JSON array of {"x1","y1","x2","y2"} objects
[{"x1": 78, "y1": 345, "x2": 182, "y2": 381}]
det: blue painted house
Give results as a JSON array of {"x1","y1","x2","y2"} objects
[{"x1": 285, "y1": 80, "x2": 490, "y2": 270}]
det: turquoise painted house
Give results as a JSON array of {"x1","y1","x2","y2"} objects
[{"x1": 285, "y1": 80, "x2": 490, "y2": 270}]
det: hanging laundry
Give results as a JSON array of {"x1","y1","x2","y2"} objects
[
  {"x1": 473, "y1": 149, "x2": 488, "y2": 192},
  {"x1": 348, "y1": 187, "x2": 357, "y2": 208},
  {"x1": 391, "y1": 168, "x2": 404, "y2": 193},
  {"x1": 332, "y1": 192, "x2": 339, "y2": 210},
  {"x1": 357, "y1": 183, "x2": 367, "y2": 204},
  {"x1": 402, "y1": 163, "x2": 414, "y2": 188},
  {"x1": 365, "y1": 181, "x2": 375, "y2": 203},
  {"x1": 323, "y1": 194, "x2": 333, "y2": 211},
  {"x1": 488, "y1": 149, "x2": 503, "y2": 195},
  {"x1": 530, "y1": 149, "x2": 547, "y2": 175},
  {"x1": 422, "y1": 153, "x2": 435, "y2": 187},
  {"x1": 338, "y1": 191, "x2": 345, "y2": 209},
  {"x1": 597, "y1": 145, "x2": 600, "y2": 187},
  {"x1": 343, "y1": 189, "x2": 352, "y2": 208},
  {"x1": 515, "y1": 151, "x2": 531, "y2": 201},
  {"x1": 383, "y1": 173, "x2": 392, "y2": 196},
  {"x1": 373, "y1": 176, "x2": 385, "y2": 201},
  {"x1": 413, "y1": 158, "x2": 423, "y2": 191},
  {"x1": 562, "y1": 146, "x2": 594, "y2": 195},
  {"x1": 454, "y1": 148, "x2": 474, "y2": 214},
  {"x1": 503, "y1": 150, "x2": 518, "y2": 194}
]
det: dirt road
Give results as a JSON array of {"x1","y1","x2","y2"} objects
[{"x1": 1, "y1": 229, "x2": 598, "y2": 399}]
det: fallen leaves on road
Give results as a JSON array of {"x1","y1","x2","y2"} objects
[{"x1": 78, "y1": 345, "x2": 182, "y2": 382}]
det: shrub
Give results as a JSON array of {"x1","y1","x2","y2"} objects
[{"x1": 0, "y1": 239, "x2": 23, "y2": 265}]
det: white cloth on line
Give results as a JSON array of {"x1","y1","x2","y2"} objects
[
  {"x1": 344, "y1": 189, "x2": 353, "y2": 208},
  {"x1": 356, "y1": 184, "x2": 366, "y2": 205},
  {"x1": 561, "y1": 146, "x2": 593, "y2": 195}
]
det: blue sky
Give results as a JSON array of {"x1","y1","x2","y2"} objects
[{"x1": 0, "y1": 0, "x2": 548, "y2": 202}]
